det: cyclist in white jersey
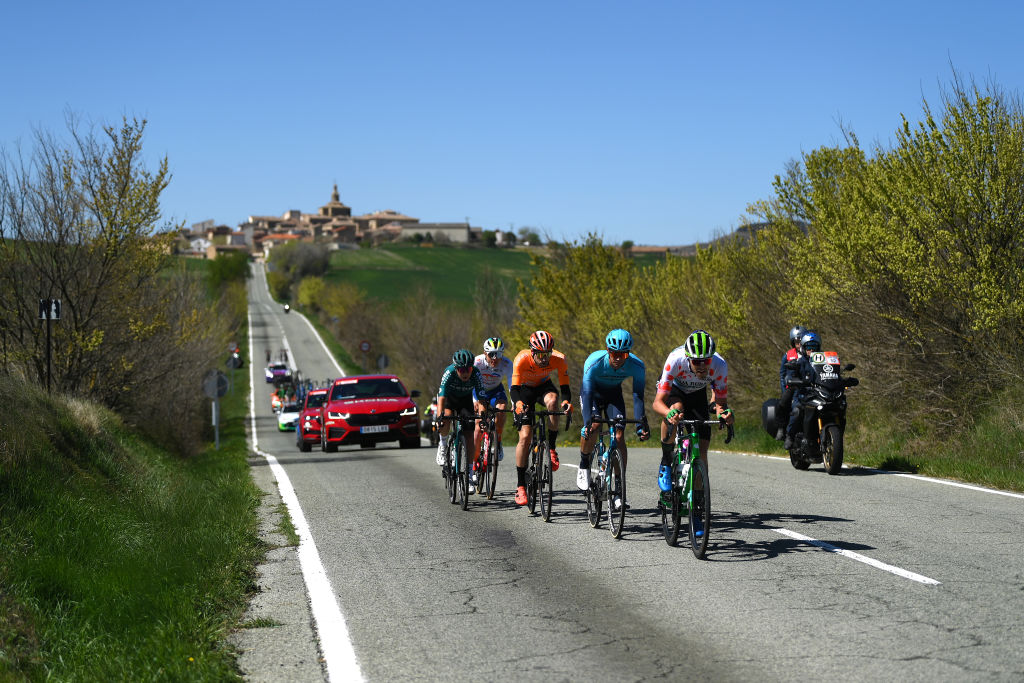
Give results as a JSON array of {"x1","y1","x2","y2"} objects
[
  {"x1": 652, "y1": 329, "x2": 734, "y2": 493},
  {"x1": 472, "y1": 336, "x2": 513, "y2": 462}
]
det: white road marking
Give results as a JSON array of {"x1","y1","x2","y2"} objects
[
  {"x1": 248, "y1": 292, "x2": 363, "y2": 682},
  {"x1": 772, "y1": 528, "x2": 941, "y2": 586}
]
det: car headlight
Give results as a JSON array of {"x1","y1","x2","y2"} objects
[
  {"x1": 400, "y1": 406, "x2": 417, "y2": 416},
  {"x1": 327, "y1": 412, "x2": 350, "y2": 420}
]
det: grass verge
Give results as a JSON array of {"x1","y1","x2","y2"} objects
[{"x1": 0, "y1": 333, "x2": 262, "y2": 679}]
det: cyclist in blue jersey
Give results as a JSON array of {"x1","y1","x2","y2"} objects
[
  {"x1": 435, "y1": 349, "x2": 487, "y2": 492},
  {"x1": 472, "y1": 336, "x2": 513, "y2": 462},
  {"x1": 576, "y1": 329, "x2": 651, "y2": 498}
]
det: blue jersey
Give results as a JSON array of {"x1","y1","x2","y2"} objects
[{"x1": 580, "y1": 349, "x2": 646, "y2": 422}]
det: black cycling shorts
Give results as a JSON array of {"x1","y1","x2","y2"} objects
[
  {"x1": 514, "y1": 379, "x2": 558, "y2": 427},
  {"x1": 664, "y1": 385, "x2": 711, "y2": 441}
]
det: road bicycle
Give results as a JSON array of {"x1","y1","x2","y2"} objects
[
  {"x1": 659, "y1": 415, "x2": 733, "y2": 558},
  {"x1": 438, "y1": 413, "x2": 477, "y2": 511},
  {"x1": 584, "y1": 416, "x2": 644, "y2": 539},
  {"x1": 523, "y1": 408, "x2": 571, "y2": 522},
  {"x1": 476, "y1": 407, "x2": 512, "y2": 500}
]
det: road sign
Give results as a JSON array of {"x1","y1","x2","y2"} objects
[
  {"x1": 202, "y1": 369, "x2": 230, "y2": 398},
  {"x1": 38, "y1": 299, "x2": 61, "y2": 320},
  {"x1": 359, "y1": 340, "x2": 371, "y2": 353}
]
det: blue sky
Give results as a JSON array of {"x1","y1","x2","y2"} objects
[{"x1": 3, "y1": 1, "x2": 1023, "y2": 246}]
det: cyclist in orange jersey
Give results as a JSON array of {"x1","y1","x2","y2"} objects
[{"x1": 510, "y1": 330, "x2": 573, "y2": 506}]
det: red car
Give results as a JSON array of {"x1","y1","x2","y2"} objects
[
  {"x1": 321, "y1": 375, "x2": 422, "y2": 451},
  {"x1": 295, "y1": 388, "x2": 329, "y2": 452}
]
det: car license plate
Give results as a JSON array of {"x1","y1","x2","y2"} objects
[{"x1": 360, "y1": 425, "x2": 388, "y2": 434}]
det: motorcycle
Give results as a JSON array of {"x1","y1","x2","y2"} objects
[
  {"x1": 762, "y1": 352, "x2": 858, "y2": 474},
  {"x1": 283, "y1": 304, "x2": 290, "y2": 313}
]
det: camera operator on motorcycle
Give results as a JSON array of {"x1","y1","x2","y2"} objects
[
  {"x1": 776, "y1": 325, "x2": 805, "y2": 441},
  {"x1": 784, "y1": 330, "x2": 823, "y2": 451}
]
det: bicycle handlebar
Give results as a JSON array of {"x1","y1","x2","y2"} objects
[
  {"x1": 674, "y1": 417, "x2": 735, "y2": 444},
  {"x1": 528, "y1": 408, "x2": 573, "y2": 431}
]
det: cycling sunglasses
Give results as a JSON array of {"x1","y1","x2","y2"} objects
[
  {"x1": 486, "y1": 351, "x2": 502, "y2": 359},
  {"x1": 608, "y1": 350, "x2": 630, "y2": 360},
  {"x1": 690, "y1": 357, "x2": 712, "y2": 366},
  {"x1": 532, "y1": 351, "x2": 552, "y2": 360}
]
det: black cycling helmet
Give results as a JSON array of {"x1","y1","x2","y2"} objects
[
  {"x1": 452, "y1": 349, "x2": 474, "y2": 368},
  {"x1": 789, "y1": 325, "x2": 807, "y2": 346}
]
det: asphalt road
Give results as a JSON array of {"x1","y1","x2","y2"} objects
[{"x1": 238, "y1": 264, "x2": 1024, "y2": 682}]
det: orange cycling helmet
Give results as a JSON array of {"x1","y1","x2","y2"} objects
[{"x1": 529, "y1": 330, "x2": 554, "y2": 352}]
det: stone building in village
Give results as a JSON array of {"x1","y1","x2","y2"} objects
[{"x1": 180, "y1": 185, "x2": 490, "y2": 257}]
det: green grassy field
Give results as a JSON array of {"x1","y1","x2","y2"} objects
[{"x1": 324, "y1": 244, "x2": 666, "y2": 305}]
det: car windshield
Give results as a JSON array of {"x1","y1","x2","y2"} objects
[
  {"x1": 270, "y1": 364, "x2": 288, "y2": 372},
  {"x1": 304, "y1": 393, "x2": 328, "y2": 408},
  {"x1": 282, "y1": 403, "x2": 300, "y2": 413},
  {"x1": 330, "y1": 378, "x2": 407, "y2": 400}
]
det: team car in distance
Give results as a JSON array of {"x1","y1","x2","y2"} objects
[
  {"x1": 321, "y1": 375, "x2": 421, "y2": 451},
  {"x1": 265, "y1": 362, "x2": 291, "y2": 383},
  {"x1": 296, "y1": 388, "x2": 329, "y2": 452},
  {"x1": 277, "y1": 401, "x2": 301, "y2": 431}
]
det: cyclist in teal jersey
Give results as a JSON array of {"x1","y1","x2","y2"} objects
[{"x1": 436, "y1": 349, "x2": 487, "y2": 491}]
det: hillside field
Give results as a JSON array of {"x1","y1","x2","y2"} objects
[{"x1": 323, "y1": 243, "x2": 665, "y2": 305}]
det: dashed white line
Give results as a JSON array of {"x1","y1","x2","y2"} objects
[{"x1": 772, "y1": 528, "x2": 941, "y2": 585}]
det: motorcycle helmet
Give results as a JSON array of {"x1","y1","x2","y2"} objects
[
  {"x1": 483, "y1": 337, "x2": 504, "y2": 356},
  {"x1": 452, "y1": 349, "x2": 474, "y2": 368},
  {"x1": 789, "y1": 325, "x2": 807, "y2": 346},
  {"x1": 529, "y1": 330, "x2": 554, "y2": 352},
  {"x1": 605, "y1": 328, "x2": 633, "y2": 352},
  {"x1": 683, "y1": 329, "x2": 716, "y2": 360},
  {"x1": 800, "y1": 331, "x2": 821, "y2": 354}
]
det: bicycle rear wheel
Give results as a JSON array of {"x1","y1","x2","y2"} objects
[
  {"x1": 478, "y1": 433, "x2": 491, "y2": 499},
  {"x1": 661, "y1": 481, "x2": 681, "y2": 546},
  {"x1": 539, "y1": 444, "x2": 553, "y2": 522},
  {"x1": 585, "y1": 454, "x2": 602, "y2": 528},
  {"x1": 687, "y1": 459, "x2": 711, "y2": 559},
  {"x1": 486, "y1": 433, "x2": 499, "y2": 500},
  {"x1": 607, "y1": 450, "x2": 625, "y2": 539}
]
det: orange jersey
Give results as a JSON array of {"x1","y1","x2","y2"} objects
[{"x1": 511, "y1": 349, "x2": 570, "y2": 388}]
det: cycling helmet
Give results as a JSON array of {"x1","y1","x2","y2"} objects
[
  {"x1": 683, "y1": 329, "x2": 716, "y2": 360},
  {"x1": 800, "y1": 331, "x2": 821, "y2": 353},
  {"x1": 605, "y1": 328, "x2": 633, "y2": 352},
  {"x1": 789, "y1": 325, "x2": 807, "y2": 346},
  {"x1": 452, "y1": 349, "x2": 474, "y2": 368},
  {"x1": 529, "y1": 330, "x2": 554, "y2": 352},
  {"x1": 483, "y1": 337, "x2": 504, "y2": 355}
]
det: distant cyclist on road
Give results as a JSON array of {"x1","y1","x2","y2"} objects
[
  {"x1": 576, "y1": 329, "x2": 650, "y2": 502},
  {"x1": 435, "y1": 349, "x2": 487, "y2": 493},
  {"x1": 472, "y1": 337, "x2": 513, "y2": 463},
  {"x1": 510, "y1": 330, "x2": 572, "y2": 506},
  {"x1": 652, "y1": 329, "x2": 734, "y2": 494}
]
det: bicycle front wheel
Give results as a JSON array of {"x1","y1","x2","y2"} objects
[
  {"x1": 445, "y1": 439, "x2": 457, "y2": 504},
  {"x1": 607, "y1": 450, "x2": 625, "y2": 539},
  {"x1": 457, "y1": 435, "x2": 469, "y2": 510},
  {"x1": 526, "y1": 445, "x2": 539, "y2": 514},
  {"x1": 539, "y1": 444, "x2": 553, "y2": 522},
  {"x1": 687, "y1": 459, "x2": 711, "y2": 559}
]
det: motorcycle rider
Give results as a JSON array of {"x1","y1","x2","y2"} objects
[
  {"x1": 784, "y1": 330, "x2": 822, "y2": 452},
  {"x1": 776, "y1": 325, "x2": 805, "y2": 441}
]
